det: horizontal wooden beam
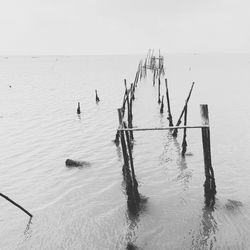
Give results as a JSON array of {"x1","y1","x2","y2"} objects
[{"x1": 118, "y1": 125, "x2": 209, "y2": 132}]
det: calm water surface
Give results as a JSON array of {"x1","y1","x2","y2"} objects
[{"x1": 1, "y1": 54, "x2": 250, "y2": 249}]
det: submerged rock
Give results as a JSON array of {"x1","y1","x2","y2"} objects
[{"x1": 65, "y1": 159, "x2": 90, "y2": 168}]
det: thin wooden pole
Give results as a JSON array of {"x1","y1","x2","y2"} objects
[
  {"x1": 165, "y1": 78, "x2": 173, "y2": 127},
  {"x1": 181, "y1": 104, "x2": 188, "y2": 156},
  {"x1": 158, "y1": 77, "x2": 161, "y2": 104},
  {"x1": 200, "y1": 104, "x2": 216, "y2": 207},
  {"x1": 95, "y1": 90, "x2": 100, "y2": 102},
  {"x1": 77, "y1": 102, "x2": 81, "y2": 114},
  {"x1": 0, "y1": 193, "x2": 32, "y2": 218},
  {"x1": 114, "y1": 108, "x2": 123, "y2": 145},
  {"x1": 118, "y1": 125, "x2": 209, "y2": 132},
  {"x1": 172, "y1": 82, "x2": 195, "y2": 137},
  {"x1": 160, "y1": 95, "x2": 164, "y2": 113}
]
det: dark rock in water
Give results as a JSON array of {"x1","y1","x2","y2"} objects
[{"x1": 65, "y1": 159, "x2": 90, "y2": 167}]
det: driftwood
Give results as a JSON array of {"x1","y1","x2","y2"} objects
[{"x1": 65, "y1": 159, "x2": 90, "y2": 167}]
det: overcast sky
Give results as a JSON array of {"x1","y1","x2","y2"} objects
[{"x1": 0, "y1": 0, "x2": 249, "y2": 55}]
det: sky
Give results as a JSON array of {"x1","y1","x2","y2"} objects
[{"x1": 0, "y1": 0, "x2": 249, "y2": 55}]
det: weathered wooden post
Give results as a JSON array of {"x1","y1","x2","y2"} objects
[
  {"x1": 158, "y1": 77, "x2": 161, "y2": 104},
  {"x1": 172, "y1": 82, "x2": 194, "y2": 137},
  {"x1": 153, "y1": 69, "x2": 156, "y2": 86},
  {"x1": 165, "y1": 78, "x2": 173, "y2": 127},
  {"x1": 181, "y1": 104, "x2": 188, "y2": 156},
  {"x1": 200, "y1": 104, "x2": 216, "y2": 208},
  {"x1": 77, "y1": 102, "x2": 81, "y2": 114},
  {"x1": 95, "y1": 90, "x2": 100, "y2": 102},
  {"x1": 114, "y1": 108, "x2": 123, "y2": 145},
  {"x1": 160, "y1": 95, "x2": 164, "y2": 113},
  {"x1": 120, "y1": 123, "x2": 140, "y2": 214},
  {"x1": 124, "y1": 124, "x2": 140, "y2": 204}
]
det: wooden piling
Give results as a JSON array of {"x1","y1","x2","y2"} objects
[
  {"x1": 114, "y1": 108, "x2": 123, "y2": 145},
  {"x1": 153, "y1": 69, "x2": 156, "y2": 86},
  {"x1": 124, "y1": 123, "x2": 140, "y2": 204},
  {"x1": 165, "y1": 78, "x2": 173, "y2": 127},
  {"x1": 181, "y1": 104, "x2": 188, "y2": 156},
  {"x1": 95, "y1": 90, "x2": 100, "y2": 102},
  {"x1": 200, "y1": 104, "x2": 216, "y2": 207},
  {"x1": 160, "y1": 95, "x2": 164, "y2": 113},
  {"x1": 158, "y1": 77, "x2": 161, "y2": 104},
  {"x1": 120, "y1": 123, "x2": 140, "y2": 214},
  {"x1": 172, "y1": 82, "x2": 194, "y2": 137},
  {"x1": 77, "y1": 102, "x2": 81, "y2": 114}
]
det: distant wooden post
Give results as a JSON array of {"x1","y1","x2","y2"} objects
[
  {"x1": 158, "y1": 77, "x2": 161, "y2": 104},
  {"x1": 200, "y1": 104, "x2": 216, "y2": 207},
  {"x1": 160, "y1": 95, "x2": 164, "y2": 113},
  {"x1": 181, "y1": 104, "x2": 188, "y2": 156},
  {"x1": 165, "y1": 78, "x2": 173, "y2": 127},
  {"x1": 153, "y1": 69, "x2": 156, "y2": 86},
  {"x1": 77, "y1": 102, "x2": 81, "y2": 114},
  {"x1": 95, "y1": 90, "x2": 100, "y2": 102},
  {"x1": 172, "y1": 82, "x2": 194, "y2": 137}
]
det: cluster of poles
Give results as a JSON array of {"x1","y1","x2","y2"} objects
[{"x1": 115, "y1": 50, "x2": 217, "y2": 214}]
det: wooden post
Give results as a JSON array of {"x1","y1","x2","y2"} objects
[
  {"x1": 165, "y1": 78, "x2": 173, "y2": 127},
  {"x1": 172, "y1": 82, "x2": 194, "y2": 137},
  {"x1": 200, "y1": 104, "x2": 216, "y2": 207},
  {"x1": 77, "y1": 102, "x2": 81, "y2": 114},
  {"x1": 114, "y1": 108, "x2": 123, "y2": 145},
  {"x1": 181, "y1": 104, "x2": 188, "y2": 156},
  {"x1": 153, "y1": 69, "x2": 156, "y2": 86},
  {"x1": 120, "y1": 124, "x2": 140, "y2": 214},
  {"x1": 158, "y1": 77, "x2": 161, "y2": 104},
  {"x1": 95, "y1": 90, "x2": 100, "y2": 102},
  {"x1": 160, "y1": 95, "x2": 164, "y2": 113}
]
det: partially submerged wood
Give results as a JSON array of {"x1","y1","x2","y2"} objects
[
  {"x1": 95, "y1": 90, "x2": 100, "y2": 102},
  {"x1": 114, "y1": 108, "x2": 123, "y2": 145},
  {"x1": 0, "y1": 193, "x2": 32, "y2": 218},
  {"x1": 65, "y1": 159, "x2": 90, "y2": 167},
  {"x1": 158, "y1": 78, "x2": 161, "y2": 104},
  {"x1": 160, "y1": 95, "x2": 164, "y2": 113},
  {"x1": 77, "y1": 102, "x2": 81, "y2": 114},
  {"x1": 200, "y1": 104, "x2": 216, "y2": 208},
  {"x1": 181, "y1": 104, "x2": 188, "y2": 156},
  {"x1": 172, "y1": 82, "x2": 195, "y2": 137},
  {"x1": 165, "y1": 78, "x2": 173, "y2": 127}
]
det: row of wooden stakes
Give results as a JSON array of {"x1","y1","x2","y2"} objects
[{"x1": 115, "y1": 53, "x2": 216, "y2": 215}]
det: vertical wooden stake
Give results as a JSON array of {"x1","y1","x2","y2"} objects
[
  {"x1": 200, "y1": 104, "x2": 216, "y2": 207},
  {"x1": 160, "y1": 95, "x2": 164, "y2": 113},
  {"x1": 114, "y1": 108, "x2": 123, "y2": 145},
  {"x1": 95, "y1": 90, "x2": 100, "y2": 102},
  {"x1": 165, "y1": 78, "x2": 173, "y2": 127},
  {"x1": 181, "y1": 104, "x2": 188, "y2": 156},
  {"x1": 153, "y1": 69, "x2": 156, "y2": 86},
  {"x1": 77, "y1": 102, "x2": 81, "y2": 114},
  {"x1": 158, "y1": 77, "x2": 161, "y2": 104}
]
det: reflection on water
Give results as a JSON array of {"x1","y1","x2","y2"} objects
[{"x1": 191, "y1": 206, "x2": 218, "y2": 249}]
